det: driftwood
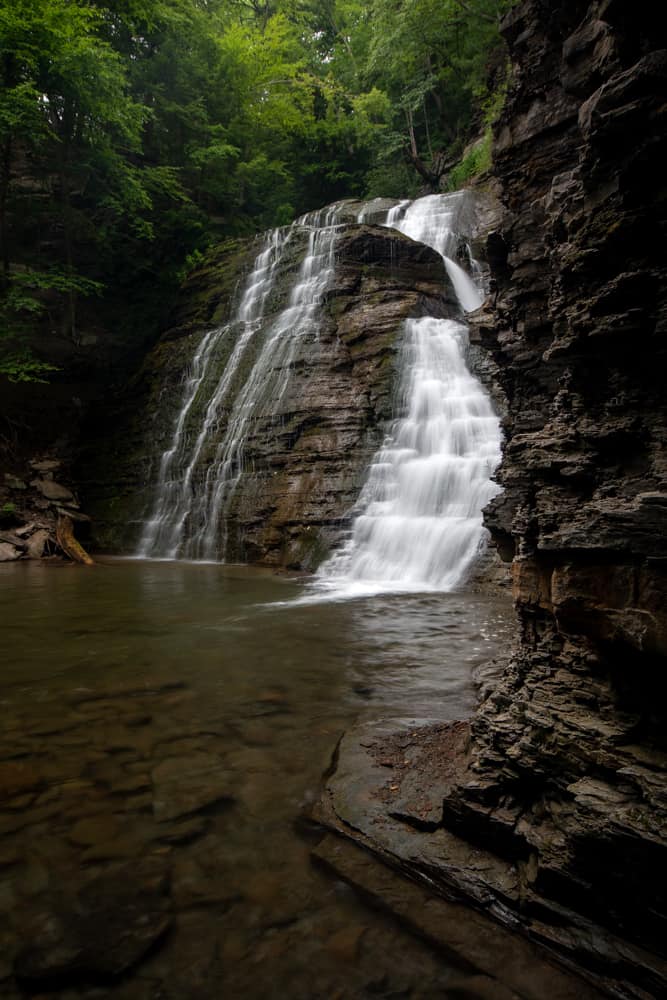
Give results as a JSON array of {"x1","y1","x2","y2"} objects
[{"x1": 56, "y1": 512, "x2": 94, "y2": 565}]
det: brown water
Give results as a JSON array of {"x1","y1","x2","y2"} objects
[{"x1": 0, "y1": 559, "x2": 514, "y2": 999}]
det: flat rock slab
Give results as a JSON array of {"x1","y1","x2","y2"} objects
[
  {"x1": 312, "y1": 833, "x2": 601, "y2": 1000},
  {"x1": 319, "y1": 719, "x2": 518, "y2": 913},
  {"x1": 316, "y1": 719, "x2": 603, "y2": 1000},
  {"x1": 32, "y1": 479, "x2": 74, "y2": 502},
  {"x1": 14, "y1": 858, "x2": 171, "y2": 984}
]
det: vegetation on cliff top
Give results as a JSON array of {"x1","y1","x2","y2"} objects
[{"x1": 0, "y1": 0, "x2": 512, "y2": 381}]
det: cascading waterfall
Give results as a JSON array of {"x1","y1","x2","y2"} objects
[
  {"x1": 137, "y1": 226, "x2": 292, "y2": 559},
  {"x1": 137, "y1": 190, "x2": 501, "y2": 588},
  {"x1": 190, "y1": 223, "x2": 339, "y2": 560},
  {"x1": 138, "y1": 209, "x2": 342, "y2": 561},
  {"x1": 317, "y1": 192, "x2": 502, "y2": 593},
  {"x1": 386, "y1": 193, "x2": 485, "y2": 312}
]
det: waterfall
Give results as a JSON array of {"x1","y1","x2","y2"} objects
[
  {"x1": 137, "y1": 227, "x2": 292, "y2": 559},
  {"x1": 189, "y1": 222, "x2": 339, "y2": 560},
  {"x1": 317, "y1": 192, "x2": 502, "y2": 594},
  {"x1": 137, "y1": 191, "x2": 501, "y2": 587},
  {"x1": 138, "y1": 210, "x2": 343, "y2": 561}
]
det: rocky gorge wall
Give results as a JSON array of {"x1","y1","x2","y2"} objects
[
  {"x1": 318, "y1": 2, "x2": 666, "y2": 997},
  {"x1": 79, "y1": 223, "x2": 456, "y2": 566},
  {"x1": 473, "y1": 0, "x2": 667, "y2": 978}
]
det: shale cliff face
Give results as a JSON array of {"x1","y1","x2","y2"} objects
[
  {"x1": 465, "y1": 0, "x2": 667, "y2": 978},
  {"x1": 473, "y1": 0, "x2": 667, "y2": 976},
  {"x1": 319, "y1": 2, "x2": 666, "y2": 996},
  {"x1": 81, "y1": 225, "x2": 454, "y2": 565}
]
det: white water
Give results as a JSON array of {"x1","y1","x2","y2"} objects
[
  {"x1": 138, "y1": 192, "x2": 501, "y2": 588},
  {"x1": 190, "y1": 221, "x2": 339, "y2": 560},
  {"x1": 138, "y1": 227, "x2": 292, "y2": 559},
  {"x1": 317, "y1": 192, "x2": 501, "y2": 595},
  {"x1": 138, "y1": 210, "x2": 343, "y2": 560}
]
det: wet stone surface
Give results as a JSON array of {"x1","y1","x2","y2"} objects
[{"x1": 0, "y1": 558, "x2": 519, "y2": 999}]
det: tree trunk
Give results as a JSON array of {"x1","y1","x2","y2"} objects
[
  {"x1": 0, "y1": 136, "x2": 11, "y2": 289},
  {"x1": 58, "y1": 99, "x2": 78, "y2": 343}
]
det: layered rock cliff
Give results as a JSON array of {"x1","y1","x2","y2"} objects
[
  {"x1": 80, "y1": 225, "x2": 456, "y2": 565},
  {"x1": 472, "y1": 1, "x2": 667, "y2": 982},
  {"x1": 319, "y1": 2, "x2": 667, "y2": 996}
]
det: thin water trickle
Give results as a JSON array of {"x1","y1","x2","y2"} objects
[
  {"x1": 138, "y1": 226, "x2": 293, "y2": 559},
  {"x1": 193, "y1": 223, "x2": 340, "y2": 560},
  {"x1": 138, "y1": 207, "x2": 348, "y2": 562}
]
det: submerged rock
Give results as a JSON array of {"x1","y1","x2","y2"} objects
[
  {"x1": 14, "y1": 859, "x2": 171, "y2": 984},
  {"x1": 151, "y1": 752, "x2": 234, "y2": 821}
]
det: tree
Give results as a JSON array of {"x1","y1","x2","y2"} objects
[{"x1": 0, "y1": 0, "x2": 514, "y2": 383}]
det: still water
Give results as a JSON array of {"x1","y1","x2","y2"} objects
[{"x1": 0, "y1": 559, "x2": 513, "y2": 999}]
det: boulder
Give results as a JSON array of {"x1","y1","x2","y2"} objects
[
  {"x1": 0, "y1": 541, "x2": 22, "y2": 562},
  {"x1": 32, "y1": 479, "x2": 75, "y2": 502}
]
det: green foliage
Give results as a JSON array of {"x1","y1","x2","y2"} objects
[
  {"x1": 445, "y1": 67, "x2": 509, "y2": 189},
  {"x1": 0, "y1": 352, "x2": 59, "y2": 383},
  {"x1": 176, "y1": 248, "x2": 205, "y2": 284},
  {"x1": 0, "y1": 0, "x2": 514, "y2": 370},
  {"x1": 446, "y1": 130, "x2": 492, "y2": 189}
]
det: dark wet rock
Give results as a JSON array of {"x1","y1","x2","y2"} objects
[
  {"x1": 0, "y1": 762, "x2": 44, "y2": 800},
  {"x1": 311, "y1": 830, "x2": 601, "y2": 1000},
  {"x1": 14, "y1": 858, "x2": 171, "y2": 984},
  {"x1": 325, "y1": 923, "x2": 366, "y2": 963},
  {"x1": 68, "y1": 814, "x2": 122, "y2": 846},
  {"x1": 156, "y1": 815, "x2": 208, "y2": 845}
]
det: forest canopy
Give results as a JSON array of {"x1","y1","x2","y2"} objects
[{"x1": 0, "y1": 0, "x2": 512, "y2": 378}]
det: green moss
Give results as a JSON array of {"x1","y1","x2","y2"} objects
[
  {"x1": 446, "y1": 74, "x2": 509, "y2": 191},
  {"x1": 446, "y1": 130, "x2": 493, "y2": 190}
]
